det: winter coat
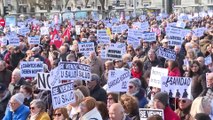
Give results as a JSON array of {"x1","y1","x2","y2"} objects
[
  {"x1": 0, "y1": 68, "x2": 12, "y2": 87},
  {"x1": 85, "y1": 57, "x2": 104, "y2": 78},
  {"x1": 164, "y1": 106, "x2": 180, "y2": 120},
  {"x1": 175, "y1": 105, "x2": 192, "y2": 120},
  {"x1": 0, "y1": 90, "x2": 11, "y2": 119},
  {"x1": 134, "y1": 89, "x2": 148, "y2": 108},
  {"x1": 10, "y1": 52, "x2": 25, "y2": 70},
  {"x1": 90, "y1": 85, "x2": 107, "y2": 103},
  {"x1": 80, "y1": 107, "x2": 103, "y2": 120},
  {"x1": 3, "y1": 104, "x2": 30, "y2": 120},
  {"x1": 143, "y1": 58, "x2": 162, "y2": 72},
  {"x1": 168, "y1": 67, "x2": 181, "y2": 77}
]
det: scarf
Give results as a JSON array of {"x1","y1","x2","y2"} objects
[{"x1": 131, "y1": 70, "x2": 142, "y2": 79}]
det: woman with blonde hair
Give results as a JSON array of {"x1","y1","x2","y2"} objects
[
  {"x1": 190, "y1": 96, "x2": 211, "y2": 118},
  {"x1": 67, "y1": 89, "x2": 85, "y2": 120}
]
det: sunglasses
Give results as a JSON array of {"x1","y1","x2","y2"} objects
[
  {"x1": 128, "y1": 86, "x2": 134, "y2": 89},
  {"x1": 179, "y1": 100, "x2": 186, "y2": 103},
  {"x1": 30, "y1": 107, "x2": 35, "y2": 110},
  {"x1": 107, "y1": 97, "x2": 113, "y2": 100},
  {"x1": 54, "y1": 113, "x2": 62, "y2": 117}
]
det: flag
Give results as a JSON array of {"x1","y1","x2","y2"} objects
[{"x1": 50, "y1": 28, "x2": 62, "y2": 48}]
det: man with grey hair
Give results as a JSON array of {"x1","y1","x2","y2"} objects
[
  {"x1": 3, "y1": 93, "x2": 30, "y2": 120},
  {"x1": 8, "y1": 69, "x2": 29, "y2": 95},
  {"x1": 87, "y1": 73, "x2": 107, "y2": 103}
]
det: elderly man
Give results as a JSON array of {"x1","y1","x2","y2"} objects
[
  {"x1": 0, "y1": 60, "x2": 12, "y2": 87},
  {"x1": 87, "y1": 74, "x2": 107, "y2": 103},
  {"x1": 3, "y1": 93, "x2": 30, "y2": 120},
  {"x1": 30, "y1": 47, "x2": 44, "y2": 62},
  {"x1": 200, "y1": 73, "x2": 213, "y2": 99},
  {"x1": 109, "y1": 103, "x2": 132, "y2": 120},
  {"x1": 143, "y1": 49, "x2": 162, "y2": 71},
  {"x1": 8, "y1": 69, "x2": 29, "y2": 95}
]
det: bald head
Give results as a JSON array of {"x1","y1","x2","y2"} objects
[
  {"x1": 109, "y1": 103, "x2": 124, "y2": 120},
  {"x1": 207, "y1": 73, "x2": 213, "y2": 87}
]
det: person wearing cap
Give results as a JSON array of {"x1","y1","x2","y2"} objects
[
  {"x1": 175, "y1": 98, "x2": 193, "y2": 120},
  {"x1": 161, "y1": 38, "x2": 169, "y2": 49},
  {"x1": 153, "y1": 92, "x2": 180, "y2": 120},
  {"x1": 87, "y1": 74, "x2": 107, "y2": 103},
  {"x1": 127, "y1": 78, "x2": 148, "y2": 108},
  {"x1": 0, "y1": 60, "x2": 12, "y2": 87},
  {"x1": 30, "y1": 47, "x2": 45, "y2": 62},
  {"x1": 0, "y1": 83, "x2": 11, "y2": 119},
  {"x1": 10, "y1": 46, "x2": 25, "y2": 70},
  {"x1": 3, "y1": 93, "x2": 30, "y2": 120}
]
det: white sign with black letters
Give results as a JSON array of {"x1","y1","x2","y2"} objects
[
  {"x1": 28, "y1": 36, "x2": 40, "y2": 45},
  {"x1": 37, "y1": 72, "x2": 51, "y2": 90},
  {"x1": 78, "y1": 42, "x2": 95, "y2": 56},
  {"x1": 142, "y1": 32, "x2": 156, "y2": 42},
  {"x1": 59, "y1": 62, "x2": 78, "y2": 80},
  {"x1": 149, "y1": 67, "x2": 168, "y2": 88},
  {"x1": 78, "y1": 63, "x2": 91, "y2": 81},
  {"x1": 20, "y1": 61, "x2": 44, "y2": 77},
  {"x1": 161, "y1": 76, "x2": 192, "y2": 99},
  {"x1": 107, "y1": 69, "x2": 131, "y2": 92},
  {"x1": 157, "y1": 47, "x2": 176, "y2": 60},
  {"x1": 51, "y1": 82, "x2": 75, "y2": 109},
  {"x1": 139, "y1": 108, "x2": 164, "y2": 120}
]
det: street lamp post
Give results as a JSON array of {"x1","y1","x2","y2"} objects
[{"x1": 133, "y1": 0, "x2": 136, "y2": 16}]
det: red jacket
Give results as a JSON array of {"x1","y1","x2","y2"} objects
[
  {"x1": 0, "y1": 18, "x2": 5, "y2": 27},
  {"x1": 168, "y1": 67, "x2": 181, "y2": 77},
  {"x1": 164, "y1": 106, "x2": 180, "y2": 120}
]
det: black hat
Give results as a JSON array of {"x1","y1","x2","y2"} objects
[
  {"x1": 0, "y1": 83, "x2": 6, "y2": 93},
  {"x1": 154, "y1": 92, "x2": 169, "y2": 106},
  {"x1": 14, "y1": 46, "x2": 20, "y2": 51}
]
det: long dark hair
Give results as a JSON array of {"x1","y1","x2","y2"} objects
[{"x1": 188, "y1": 60, "x2": 202, "y2": 77}]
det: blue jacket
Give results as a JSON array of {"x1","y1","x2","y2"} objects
[{"x1": 3, "y1": 104, "x2": 30, "y2": 120}]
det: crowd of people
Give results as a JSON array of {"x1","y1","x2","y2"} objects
[{"x1": 0, "y1": 11, "x2": 213, "y2": 120}]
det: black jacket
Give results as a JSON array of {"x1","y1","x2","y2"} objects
[
  {"x1": 0, "y1": 90, "x2": 11, "y2": 119},
  {"x1": 90, "y1": 85, "x2": 107, "y2": 103}
]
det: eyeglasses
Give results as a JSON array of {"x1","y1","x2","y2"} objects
[
  {"x1": 179, "y1": 100, "x2": 186, "y2": 103},
  {"x1": 9, "y1": 102, "x2": 16, "y2": 106},
  {"x1": 128, "y1": 86, "x2": 134, "y2": 89},
  {"x1": 127, "y1": 50, "x2": 132, "y2": 52},
  {"x1": 30, "y1": 107, "x2": 35, "y2": 110},
  {"x1": 54, "y1": 113, "x2": 62, "y2": 117},
  {"x1": 107, "y1": 97, "x2": 113, "y2": 100}
]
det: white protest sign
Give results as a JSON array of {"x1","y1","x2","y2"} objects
[
  {"x1": 17, "y1": 22, "x2": 26, "y2": 28},
  {"x1": 149, "y1": 67, "x2": 168, "y2": 88},
  {"x1": 127, "y1": 36, "x2": 140, "y2": 49},
  {"x1": 128, "y1": 29, "x2": 143, "y2": 38},
  {"x1": 161, "y1": 76, "x2": 192, "y2": 99},
  {"x1": 51, "y1": 82, "x2": 75, "y2": 109},
  {"x1": 37, "y1": 72, "x2": 51, "y2": 90},
  {"x1": 78, "y1": 42, "x2": 95, "y2": 56},
  {"x1": 142, "y1": 32, "x2": 156, "y2": 42},
  {"x1": 192, "y1": 27, "x2": 206, "y2": 37},
  {"x1": 97, "y1": 36, "x2": 110, "y2": 44},
  {"x1": 59, "y1": 62, "x2": 78, "y2": 80},
  {"x1": 157, "y1": 47, "x2": 176, "y2": 61},
  {"x1": 176, "y1": 21, "x2": 186, "y2": 28},
  {"x1": 112, "y1": 26, "x2": 122, "y2": 34},
  {"x1": 166, "y1": 26, "x2": 183, "y2": 46},
  {"x1": 0, "y1": 37, "x2": 8, "y2": 45},
  {"x1": 8, "y1": 37, "x2": 20, "y2": 46},
  {"x1": 100, "y1": 49, "x2": 107, "y2": 59},
  {"x1": 141, "y1": 21, "x2": 149, "y2": 32},
  {"x1": 132, "y1": 22, "x2": 141, "y2": 29},
  {"x1": 178, "y1": 14, "x2": 189, "y2": 21},
  {"x1": 40, "y1": 27, "x2": 49, "y2": 35},
  {"x1": 97, "y1": 30, "x2": 107, "y2": 37},
  {"x1": 106, "y1": 44, "x2": 124, "y2": 60},
  {"x1": 120, "y1": 24, "x2": 129, "y2": 31},
  {"x1": 78, "y1": 63, "x2": 91, "y2": 81},
  {"x1": 20, "y1": 61, "x2": 44, "y2": 77},
  {"x1": 139, "y1": 108, "x2": 164, "y2": 120},
  {"x1": 17, "y1": 27, "x2": 30, "y2": 36},
  {"x1": 140, "y1": 15, "x2": 146, "y2": 21},
  {"x1": 167, "y1": 22, "x2": 177, "y2": 27},
  {"x1": 182, "y1": 29, "x2": 192, "y2": 37},
  {"x1": 49, "y1": 66, "x2": 61, "y2": 87},
  {"x1": 28, "y1": 36, "x2": 40, "y2": 45},
  {"x1": 205, "y1": 55, "x2": 212, "y2": 65},
  {"x1": 107, "y1": 69, "x2": 131, "y2": 92}
]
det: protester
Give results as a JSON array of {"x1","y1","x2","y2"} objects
[
  {"x1": 53, "y1": 108, "x2": 70, "y2": 120},
  {"x1": 96, "y1": 101, "x2": 109, "y2": 120},
  {"x1": 27, "y1": 99, "x2": 50, "y2": 120},
  {"x1": 153, "y1": 92, "x2": 180, "y2": 120},
  {"x1": 19, "y1": 85, "x2": 33, "y2": 107},
  {"x1": 0, "y1": 60, "x2": 12, "y2": 87},
  {"x1": 87, "y1": 74, "x2": 107, "y2": 103},
  {"x1": 0, "y1": 83, "x2": 11, "y2": 119},
  {"x1": 175, "y1": 98, "x2": 193, "y2": 120},
  {"x1": 108, "y1": 103, "x2": 132, "y2": 120},
  {"x1": 107, "y1": 92, "x2": 119, "y2": 109},
  {"x1": 79, "y1": 97, "x2": 102, "y2": 120},
  {"x1": 3, "y1": 93, "x2": 30, "y2": 120}
]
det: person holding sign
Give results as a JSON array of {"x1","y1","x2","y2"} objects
[{"x1": 153, "y1": 92, "x2": 180, "y2": 120}]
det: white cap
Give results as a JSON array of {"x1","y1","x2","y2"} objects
[{"x1": 11, "y1": 93, "x2": 25, "y2": 104}]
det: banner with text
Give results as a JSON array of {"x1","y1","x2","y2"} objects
[
  {"x1": 51, "y1": 82, "x2": 75, "y2": 109},
  {"x1": 107, "y1": 69, "x2": 131, "y2": 92},
  {"x1": 161, "y1": 76, "x2": 192, "y2": 99},
  {"x1": 78, "y1": 42, "x2": 95, "y2": 57},
  {"x1": 142, "y1": 32, "x2": 156, "y2": 42},
  {"x1": 139, "y1": 108, "x2": 164, "y2": 120},
  {"x1": 20, "y1": 61, "x2": 43, "y2": 77},
  {"x1": 157, "y1": 47, "x2": 176, "y2": 61},
  {"x1": 28, "y1": 36, "x2": 40, "y2": 45},
  {"x1": 149, "y1": 67, "x2": 168, "y2": 88}
]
